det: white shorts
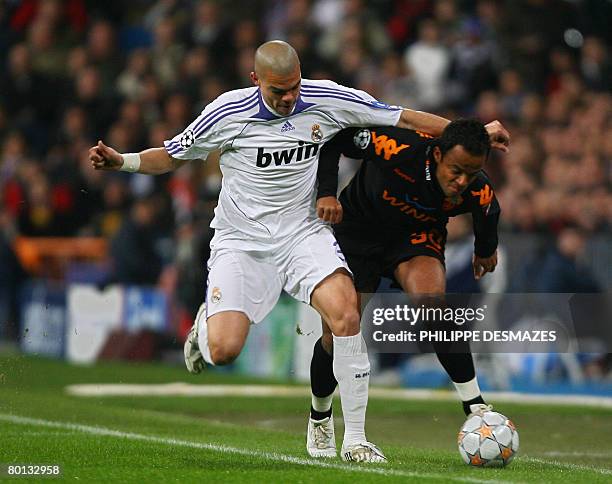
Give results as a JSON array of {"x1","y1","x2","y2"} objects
[{"x1": 204, "y1": 225, "x2": 350, "y2": 323}]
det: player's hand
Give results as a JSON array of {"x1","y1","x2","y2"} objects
[
  {"x1": 484, "y1": 120, "x2": 510, "y2": 153},
  {"x1": 89, "y1": 140, "x2": 124, "y2": 171},
  {"x1": 473, "y1": 251, "x2": 497, "y2": 280},
  {"x1": 316, "y1": 196, "x2": 343, "y2": 224}
]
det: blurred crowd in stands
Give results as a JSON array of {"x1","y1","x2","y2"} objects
[{"x1": 0, "y1": 0, "x2": 610, "y2": 331}]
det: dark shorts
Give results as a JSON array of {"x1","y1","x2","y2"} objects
[{"x1": 334, "y1": 219, "x2": 447, "y2": 293}]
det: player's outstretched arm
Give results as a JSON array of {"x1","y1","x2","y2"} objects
[
  {"x1": 396, "y1": 109, "x2": 450, "y2": 136},
  {"x1": 397, "y1": 110, "x2": 511, "y2": 152},
  {"x1": 89, "y1": 141, "x2": 189, "y2": 175}
]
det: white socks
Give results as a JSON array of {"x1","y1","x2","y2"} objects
[
  {"x1": 332, "y1": 332, "x2": 369, "y2": 447},
  {"x1": 197, "y1": 310, "x2": 215, "y2": 366},
  {"x1": 453, "y1": 376, "x2": 481, "y2": 401},
  {"x1": 311, "y1": 394, "x2": 333, "y2": 414}
]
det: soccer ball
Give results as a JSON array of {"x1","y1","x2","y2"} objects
[{"x1": 457, "y1": 410, "x2": 519, "y2": 467}]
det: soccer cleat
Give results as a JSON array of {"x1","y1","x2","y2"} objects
[
  {"x1": 467, "y1": 403, "x2": 494, "y2": 417},
  {"x1": 341, "y1": 442, "x2": 387, "y2": 463},
  {"x1": 184, "y1": 303, "x2": 207, "y2": 374},
  {"x1": 307, "y1": 416, "x2": 337, "y2": 458}
]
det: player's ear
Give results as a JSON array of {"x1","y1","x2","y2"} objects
[
  {"x1": 250, "y1": 71, "x2": 259, "y2": 86},
  {"x1": 433, "y1": 146, "x2": 442, "y2": 163}
]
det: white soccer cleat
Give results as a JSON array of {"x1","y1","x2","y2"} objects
[
  {"x1": 307, "y1": 416, "x2": 337, "y2": 458},
  {"x1": 184, "y1": 303, "x2": 206, "y2": 374},
  {"x1": 467, "y1": 403, "x2": 494, "y2": 417},
  {"x1": 341, "y1": 441, "x2": 387, "y2": 463}
]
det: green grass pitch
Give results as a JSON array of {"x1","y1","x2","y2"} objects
[{"x1": 1, "y1": 355, "x2": 611, "y2": 483}]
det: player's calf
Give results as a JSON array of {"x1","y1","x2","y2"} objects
[{"x1": 310, "y1": 337, "x2": 337, "y2": 420}]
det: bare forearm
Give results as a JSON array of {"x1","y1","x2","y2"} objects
[
  {"x1": 134, "y1": 148, "x2": 188, "y2": 174},
  {"x1": 396, "y1": 109, "x2": 450, "y2": 136}
]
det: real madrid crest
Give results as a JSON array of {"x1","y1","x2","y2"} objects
[
  {"x1": 311, "y1": 124, "x2": 323, "y2": 143},
  {"x1": 211, "y1": 287, "x2": 222, "y2": 304}
]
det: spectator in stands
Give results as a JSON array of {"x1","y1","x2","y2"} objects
[
  {"x1": 116, "y1": 48, "x2": 151, "y2": 102},
  {"x1": 449, "y1": 17, "x2": 498, "y2": 106},
  {"x1": 0, "y1": 209, "x2": 25, "y2": 340},
  {"x1": 89, "y1": 177, "x2": 130, "y2": 238},
  {"x1": 151, "y1": 16, "x2": 184, "y2": 90},
  {"x1": 580, "y1": 36, "x2": 611, "y2": 92},
  {"x1": 403, "y1": 18, "x2": 450, "y2": 111},
  {"x1": 434, "y1": 0, "x2": 463, "y2": 41},
  {"x1": 1, "y1": 43, "x2": 55, "y2": 130},
  {"x1": 180, "y1": 46, "x2": 211, "y2": 103},
  {"x1": 189, "y1": 0, "x2": 225, "y2": 53},
  {"x1": 109, "y1": 194, "x2": 163, "y2": 286},
  {"x1": 86, "y1": 20, "x2": 120, "y2": 96},
  {"x1": 511, "y1": 226, "x2": 601, "y2": 293},
  {"x1": 498, "y1": 68, "x2": 526, "y2": 122}
]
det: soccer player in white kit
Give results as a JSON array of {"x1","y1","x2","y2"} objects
[{"x1": 90, "y1": 41, "x2": 509, "y2": 462}]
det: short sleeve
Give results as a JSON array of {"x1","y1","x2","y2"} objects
[
  {"x1": 163, "y1": 90, "x2": 256, "y2": 160},
  {"x1": 300, "y1": 80, "x2": 403, "y2": 129}
]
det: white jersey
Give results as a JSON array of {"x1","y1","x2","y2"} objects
[{"x1": 164, "y1": 79, "x2": 402, "y2": 250}]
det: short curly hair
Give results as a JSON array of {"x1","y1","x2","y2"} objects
[{"x1": 438, "y1": 118, "x2": 490, "y2": 158}]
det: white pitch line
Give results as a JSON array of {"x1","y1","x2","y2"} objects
[
  {"x1": 0, "y1": 413, "x2": 509, "y2": 484},
  {"x1": 541, "y1": 451, "x2": 612, "y2": 459},
  {"x1": 64, "y1": 383, "x2": 612, "y2": 409},
  {"x1": 2, "y1": 430, "x2": 79, "y2": 437},
  {"x1": 520, "y1": 456, "x2": 612, "y2": 476}
]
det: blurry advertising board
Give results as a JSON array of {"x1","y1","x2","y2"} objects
[
  {"x1": 20, "y1": 281, "x2": 66, "y2": 358},
  {"x1": 66, "y1": 284, "x2": 122, "y2": 364}
]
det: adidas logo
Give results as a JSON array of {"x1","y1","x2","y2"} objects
[{"x1": 280, "y1": 120, "x2": 295, "y2": 132}]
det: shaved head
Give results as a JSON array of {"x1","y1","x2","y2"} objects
[
  {"x1": 251, "y1": 41, "x2": 301, "y2": 116},
  {"x1": 254, "y1": 40, "x2": 300, "y2": 77}
]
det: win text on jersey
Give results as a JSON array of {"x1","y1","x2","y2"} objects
[{"x1": 256, "y1": 142, "x2": 320, "y2": 167}]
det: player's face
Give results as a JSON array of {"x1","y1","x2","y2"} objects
[
  {"x1": 435, "y1": 145, "x2": 485, "y2": 197},
  {"x1": 252, "y1": 66, "x2": 301, "y2": 116}
]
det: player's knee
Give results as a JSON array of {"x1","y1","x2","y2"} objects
[
  {"x1": 330, "y1": 307, "x2": 361, "y2": 336},
  {"x1": 209, "y1": 342, "x2": 241, "y2": 366}
]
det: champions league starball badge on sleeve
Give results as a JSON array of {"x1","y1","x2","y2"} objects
[
  {"x1": 180, "y1": 129, "x2": 195, "y2": 149},
  {"x1": 353, "y1": 129, "x2": 371, "y2": 149}
]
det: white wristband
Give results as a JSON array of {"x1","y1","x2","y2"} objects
[{"x1": 120, "y1": 153, "x2": 141, "y2": 173}]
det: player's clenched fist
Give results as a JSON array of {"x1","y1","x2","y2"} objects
[
  {"x1": 472, "y1": 251, "x2": 498, "y2": 280},
  {"x1": 89, "y1": 140, "x2": 123, "y2": 171},
  {"x1": 484, "y1": 120, "x2": 510, "y2": 153},
  {"x1": 316, "y1": 196, "x2": 343, "y2": 224}
]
